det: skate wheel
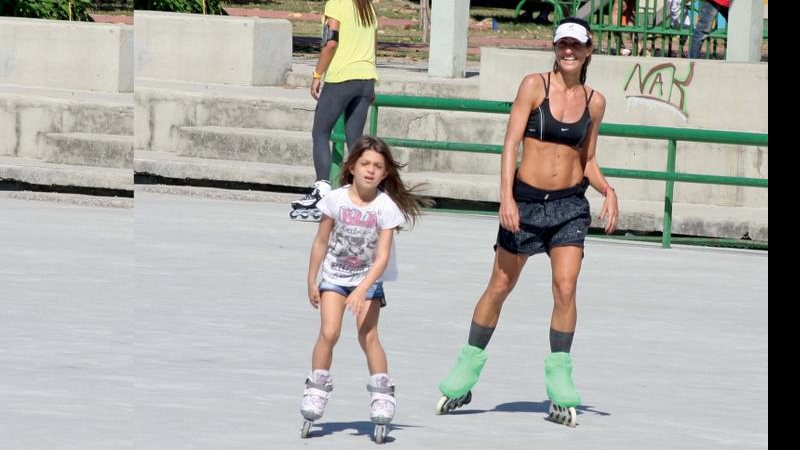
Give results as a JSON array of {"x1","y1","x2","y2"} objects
[
  {"x1": 373, "y1": 424, "x2": 387, "y2": 444},
  {"x1": 300, "y1": 419, "x2": 312, "y2": 438},
  {"x1": 548, "y1": 403, "x2": 578, "y2": 427},
  {"x1": 435, "y1": 391, "x2": 471, "y2": 415},
  {"x1": 435, "y1": 395, "x2": 448, "y2": 415}
]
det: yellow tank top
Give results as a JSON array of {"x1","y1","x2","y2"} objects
[{"x1": 323, "y1": 0, "x2": 379, "y2": 83}]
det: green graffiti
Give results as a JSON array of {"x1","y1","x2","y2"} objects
[{"x1": 623, "y1": 62, "x2": 695, "y2": 115}]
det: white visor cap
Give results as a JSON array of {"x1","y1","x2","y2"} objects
[{"x1": 553, "y1": 22, "x2": 590, "y2": 43}]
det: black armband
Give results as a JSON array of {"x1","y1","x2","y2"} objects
[{"x1": 321, "y1": 25, "x2": 339, "y2": 47}]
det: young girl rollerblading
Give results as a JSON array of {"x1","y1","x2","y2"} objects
[{"x1": 299, "y1": 136, "x2": 429, "y2": 441}]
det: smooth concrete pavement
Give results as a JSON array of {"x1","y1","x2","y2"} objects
[{"x1": 0, "y1": 190, "x2": 767, "y2": 449}]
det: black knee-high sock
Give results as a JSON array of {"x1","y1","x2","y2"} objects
[
  {"x1": 468, "y1": 321, "x2": 495, "y2": 350},
  {"x1": 549, "y1": 328, "x2": 575, "y2": 353}
]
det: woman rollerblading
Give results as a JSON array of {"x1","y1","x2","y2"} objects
[{"x1": 433, "y1": 17, "x2": 617, "y2": 426}]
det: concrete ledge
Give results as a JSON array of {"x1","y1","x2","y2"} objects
[
  {"x1": 408, "y1": 171, "x2": 766, "y2": 240},
  {"x1": 0, "y1": 86, "x2": 134, "y2": 159},
  {"x1": 133, "y1": 151, "x2": 766, "y2": 240},
  {"x1": 44, "y1": 133, "x2": 133, "y2": 169},
  {"x1": 287, "y1": 62, "x2": 481, "y2": 98},
  {"x1": 0, "y1": 190, "x2": 133, "y2": 208},
  {"x1": 0, "y1": 156, "x2": 133, "y2": 191},
  {"x1": 178, "y1": 126, "x2": 312, "y2": 166},
  {"x1": 0, "y1": 17, "x2": 132, "y2": 93},
  {"x1": 134, "y1": 150, "x2": 315, "y2": 188},
  {"x1": 134, "y1": 11, "x2": 292, "y2": 86},
  {"x1": 134, "y1": 80, "x2": 315, "y2": 152}
]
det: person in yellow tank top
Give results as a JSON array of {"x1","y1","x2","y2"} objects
[{"x1": 289, "y1": 0, "x2": 380, "y2": 221}]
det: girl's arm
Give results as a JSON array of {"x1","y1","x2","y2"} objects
[
  {"x1": 345, "y1": 227, "x2": 395, "y2": 317},
  {"x1": 307, "y1": 215, "x2": 334, "y2": 308},
  {"x1": 581, "y1": 91, "x2": 618, "y2": 234},
  {"x1": 311, "y1": 17, "x2": 340, "y2": 100}
]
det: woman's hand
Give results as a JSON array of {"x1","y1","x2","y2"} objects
[
  {"x1": 310, "y1": 78, "x2": 322, "y2": 100},
  {"x1": 499, "y1": 199, "x2": 520, "y2": 233},
  {"x1": 599, "y1": 190, "x2": 619, "y2": 234}
]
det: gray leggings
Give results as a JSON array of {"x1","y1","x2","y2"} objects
[{"x1": 311, "y1": 79, "x2": 376, "y2": 181}]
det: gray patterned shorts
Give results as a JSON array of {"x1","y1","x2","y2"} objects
[{"x1": 495, "y1": 176, "x2": 591, "y2": 256}]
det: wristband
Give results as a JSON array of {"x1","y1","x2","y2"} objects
[
  {"x1": 312, "y1": 70, "x2": 322, "y2": 80},
  {"x1": 602, "y1": 185, "x2": 615, "y2": 197}
]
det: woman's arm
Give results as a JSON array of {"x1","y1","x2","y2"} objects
[
  {"x1": 582, "y1": 91, "x2": 618, "y2": 234},
  {"x1": 311, "y1": 17, "x2": 340, "y2": 100},
  {"x1": 499, "y1": 74, "x2": 542, "y2": 233},
  {"x1": 307, "y1": 215, "x2": 334, "y2": 308},
  {"x1": 345, "y1": 228, "x2": 394, "y2": 317}
]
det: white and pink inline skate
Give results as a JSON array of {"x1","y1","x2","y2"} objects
[{"x1": 367, "y1": 373, "x2": 396, "y2": 444}]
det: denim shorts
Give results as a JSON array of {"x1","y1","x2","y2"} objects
[
  {"x1": 495, "y1": 176, "x2": 591, "y2": 256},
  {"x1": 319, "y1": 280, "x2": 387, "y2": 307}
]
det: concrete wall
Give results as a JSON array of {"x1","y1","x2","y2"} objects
[
  {"x1": 479, "y1": 48, "x2": 768, "y2": 208},
  {"x1": 134, "y1": 11, "x2": 292, "y2": 86},
  {"x1": 479, "y1": 48, "x2": 768, "y2": 132},
  {"x1": 0, "y1": 17, "x2": 133, "y2": 93}
]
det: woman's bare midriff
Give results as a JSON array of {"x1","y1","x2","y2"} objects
[{"x1": 517, "y1": 137, "x2": 586, "y2": 190}]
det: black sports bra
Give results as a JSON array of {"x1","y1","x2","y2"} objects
[{"x1": 525, "y1": 73, "x2": 594, "y2": 149}]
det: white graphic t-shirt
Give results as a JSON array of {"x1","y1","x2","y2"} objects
[{"x1": 317, "y1": 186, "x2": 405, "y2": 286}]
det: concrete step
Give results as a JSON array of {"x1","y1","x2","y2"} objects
[
  {"x1": 133, "y1": 78, "x2": 767, "y2": 205},
  {"x1": 132, "y1": 151, "x2": 766, "y2": 240},
  {"x1": 44, "y1": 133, "x2": 133, "y2": 169},
  {"x1": 0, "y1": 85, "x2": 133, "y2": 160},
  {"x1": 176, "y1": 124, "x2": 502, "y2": 175},
  {"x1": 177, "y1": 126, "x2": 312, "y2": 166},
  {"x1": 287, "y1": 62, "x2": 481, "y2": 99},
  {"x1": 134, "y1": 150, "x2": 316, "y2": 189},
  {"x1": 135, "y1": 80, "x2": 506, "y2": 174},
  {"x1": 0, "y1": 156, "x2": 132, "y2": 192},
  {"x1": 134, "y1": 79, "x2": 316, "y2": 150}
]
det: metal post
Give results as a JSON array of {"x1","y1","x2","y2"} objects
[
  {"x1": 369, "y1": 104, "x2": 379, "y2": 136},
  {"x1": 662, "y1": 139, "x2": 677, "y2": 248},
  {"x1": 330, "y1": 115, "x2": 346, "y2": 187}
]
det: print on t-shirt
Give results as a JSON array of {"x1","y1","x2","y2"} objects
[
  {"x1": 317, "y1": 186, "x2": 405, "y2": 286},
  {"x1": 328, "y1": 207, "x2": 379, "y2": 282}
]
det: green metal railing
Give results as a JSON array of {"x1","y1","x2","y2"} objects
[{"x1": 329, "y1": 94, "x2": 767, "y2": 249}]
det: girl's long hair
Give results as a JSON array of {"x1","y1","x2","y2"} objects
[
  {"x1": 339, "y1": 135, "x2": 433, "y2": 229},
  {"x1": 353, "y1": 0, "x2": 376, "y2": 28},
  {"x1": 552, "y1": 17, "x2": 593, "y2": 84}
]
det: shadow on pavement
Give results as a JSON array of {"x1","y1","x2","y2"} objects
[
  {"x1": 307, "y1": 420, "x2": 418, "y2": 442},
  {"x1": 446, "y1": 399, "x2": 611, "y2": 418}
]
